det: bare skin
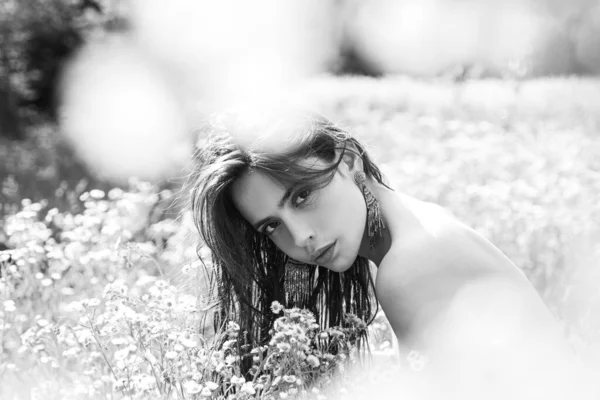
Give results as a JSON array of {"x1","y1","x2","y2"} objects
[
  {"x1": 231, "y1": 147, "x2": 595, "y2": 398},
  {"x1": 368, "y1": 180, "x2": 595, "y2": 399}
]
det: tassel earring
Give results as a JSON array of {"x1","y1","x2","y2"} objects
[{"x1": 354, "y1": 171, "x2": 385, "y2": 249}]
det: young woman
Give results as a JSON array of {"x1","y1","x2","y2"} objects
[{"x1": 190, "y1": 109, "x2": 594, "y2": 398}]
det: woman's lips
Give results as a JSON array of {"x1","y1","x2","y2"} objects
[{"x1": 314, "y1": 241, "x2": 336, "y2": 265}]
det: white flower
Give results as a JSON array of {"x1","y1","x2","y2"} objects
[
  {"x1": 114, "y1": 348, "x2": 130, "y2": 361},
  {"x1": 205, "y1": 381, "x2": 218, "y2": 391},
  {"x1": 165, "y1": 351, "x2": 178, "y2": 359},
  {"x1": 227, "y1": 321, "x2": 240, "y2": 332},
  {"x1": 184, "y1": 381, "x2": 203, "y2": 394},
  {"x1": 306, "y1": 355, "x2": 320, "y2": 368},
  {"x1": 87, "y1": 298, "x2": 101, "y2": 307},
  {"x1": 225, "y1": 354, "x2": 238, "y2": 365},
  {"x1": 3, "y1": 300, "x2": 16, "y2": 313},
  {"x1": 277, "y1": 343, "x2": 291, "y2": 352},
  {"x1": 180, "y1": 337, "x2": 197, "y2": 348},
  {"x1": 89, "y1": 189, "x2": 105, "y2": 199},
  {"x1": 270, "y1": 301, "x2": 284, "y2": 314},
  {"x1": 230, "y1": 376, "x2": 245, "y2": 386},
  {"x1": 240, "y1": 382, "x2": 255, "y2": 395}
]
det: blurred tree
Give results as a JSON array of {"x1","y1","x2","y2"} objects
[
  {"x1": 0, "y1": 0, "x2": 114, "y2": 140},
  {"x1": 0, "y1": 0, "x2": 24, "y2": 139}
]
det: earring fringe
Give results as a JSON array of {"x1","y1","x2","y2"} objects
[{"x1": 354, "y1": 171, "x2": 385, "y2": 249}]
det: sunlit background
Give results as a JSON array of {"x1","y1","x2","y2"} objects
[
  {"x1": 2, "y1": 0, "x2": 600, "y2": 182},
  {"x1": 1, "y1": 0, "x2": 600, "y2": 399}
]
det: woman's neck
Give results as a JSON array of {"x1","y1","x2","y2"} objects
[{"x1": 357, "y1": 182, "x2": 394, "y2": 267}]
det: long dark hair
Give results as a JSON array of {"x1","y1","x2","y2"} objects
[{"x1": 188, "y1": 110, "x2": 386, "y2": 351}]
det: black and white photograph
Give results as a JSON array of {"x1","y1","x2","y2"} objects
[{"x1": 1, "y1": 0, "x2": 600, "y2": 399}]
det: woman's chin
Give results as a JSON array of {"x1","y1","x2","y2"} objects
[{"x1": 324, "y1": 258, "x2": 355, "y2": 273}]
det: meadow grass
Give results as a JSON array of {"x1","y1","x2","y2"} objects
[{"x1": 1, "y1": 76, "x2": 600, "y2": 399}]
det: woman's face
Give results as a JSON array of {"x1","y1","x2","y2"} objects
[{"x1": 230, "y1": 155, "x2": 367, "y2": 272}]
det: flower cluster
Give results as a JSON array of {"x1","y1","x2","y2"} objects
[
  {"x1": 0, "y1": 182, "x2": 386, "y2": 400},
  {"x1": 16, "y1": 278, "x2": 375, "y2": 400}
]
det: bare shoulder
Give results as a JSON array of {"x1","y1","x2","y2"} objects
[
  {"x1": 374, "y1": 195, "x2": 533, "y2": 341},
  {"x1": 373, "y1": 197, "x2": 466, "y2": 340}
]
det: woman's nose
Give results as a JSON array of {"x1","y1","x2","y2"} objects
[{"x1": 287, "y1": 218, "x2": 315, "y2": 249}]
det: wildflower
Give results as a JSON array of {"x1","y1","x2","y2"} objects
[
  {"x1": 225, "y1": 354, "x2": 238, "y2": 365},
  {"x1": 289, "y1": 311, "x2": 302, "y2": 321},
  {"x1": 155, "y1": 280, "x2": 169, "y2": 289},
  {"x1": 283, "y1": 375, "x2": 296, "y2": 383},
  {"x1": 184, "y1": 381, "x2": 203, "y2": 394},
  {"x1": 270, "y1": 301, "x2": 283, "y2": 314},
  {"x1": 279, "y1": 392, "x2": 288, "y2": 399},
  {"x1": 201, "y1": 386, "x2": 212, "y2": 396},
  {"x1": 329, "y1": 329, "x2": 344, "y2": 338},
  {"x1": 89, "y1": 189, "x2": 105, "y2": 199},
  {"x1": 230, "y1": 376, "x2": 245, "y2": 386},
  {"x1": 62, "y1": 347, "x2": 80, "y2": 358},
  {"x1": 276, "y1": 343, "x2": 291, "y2": 352},
  {"x1": 180, "y1": 337, "x2": 197, "y2": 348},
  {"x1": 108, "y1": 188, "x2": 124, "y2": 200},
  {"x1": 36, "y1": 319, "x2": 49, "y2": 327},
  {"x1": 306, "y1": 355, "x2": 320, "y2": 368},
  {"x1": 165, "y1": 351, "x2": 178, "y2": 359},
  {"x1": 86, "y1": 298, "x2": 101, "y2": 308},
  {"x1": 227, "y1": 321, "x2": 240, "y2": 332},
  {"x1": 114, "y1": 348, "x2": 130, "y2": 361},
  {"x1": 4, "y1": 300, "x2": 16, "y2": 313},
  {"x1": 241, "y1": 382, "x2": 256, "y2": 395},
  {"x1": 205, "y1": 381, "x2": 218, "y2": 391}
]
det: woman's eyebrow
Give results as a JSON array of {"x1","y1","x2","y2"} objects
[{"x1": 252, "y1": 185, "x2": 296, "y2": 230}]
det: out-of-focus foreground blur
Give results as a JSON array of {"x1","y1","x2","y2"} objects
[
  {"x1": 1, "y1": 1, "x2": 600, "y2": 399},
  {"x1": 1, "y1": 0, "x2": 600, "y2": 181}
]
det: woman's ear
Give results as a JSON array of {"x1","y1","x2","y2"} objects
[{"x1": 338, "y1": 143, "x2": 364, "y2": 174}]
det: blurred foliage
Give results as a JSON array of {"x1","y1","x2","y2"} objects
[
  {"x1": 0, "y1": 123, "x2": 113, "y2": 217},
  {"x1": 2, "y1": 0, "x2": 600, "y2": 141},
  {"x1": 0, "y1": 0, "x2": 120, "y2": 139}
]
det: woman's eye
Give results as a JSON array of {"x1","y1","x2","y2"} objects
[
  {"x1": 263, "y1": 221, "x2": 280, "y2": 236},
  {"x1": 294, "y1": 189, "x2": 312, "y2": 207}
]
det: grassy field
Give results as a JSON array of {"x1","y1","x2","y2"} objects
[{"x1": 1, "y1": 76, "x2": 600, "y2": 399}]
